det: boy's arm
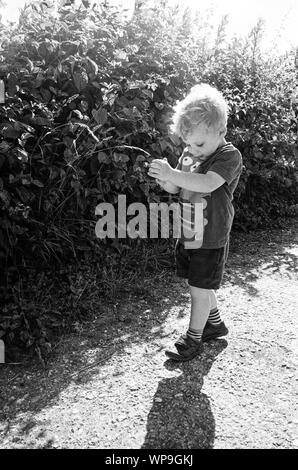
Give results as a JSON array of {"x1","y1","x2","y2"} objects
[
  {"x1": 149, "y1": 152, "x2": 243, "y2": 193},
  {"x1": 167, "y1": 169, "x2": 225, "y2": 193},
  {"x1": 149, "y1": 158, "x2": 225, "y2": 193},
  {"x1": 156, "y1": 179, "x2": 180, "y2": 194}
]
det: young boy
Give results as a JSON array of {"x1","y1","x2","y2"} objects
[{"x1": 148, "y1": 83, "x2": 243, "y2": 361}]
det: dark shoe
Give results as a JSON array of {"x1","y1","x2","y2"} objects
[
  {"x1": 202, "y1": 321, "x2": 228, "y2": 342},
  {"x1": 165, "y1": 335, "x2": 204, "y2": 362}
]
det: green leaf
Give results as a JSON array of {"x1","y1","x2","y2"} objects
[
  {"x1": 7, "y1": 72, "x2": 18, "y2": 95},
  {"x1": 113, "y1": 153, "x2": 130, "y2": 163},
  {"x1": 32, "y1": 180, "x2": 44, "y2": 188},
  {"x1": 97, "y1": 151, "x2": 109, "y2": 163},
  {"x1": 40, "y1": 88, "x2": 52, "y2": 103},
  {"x1": 64, "y1": 148, "x2": 73, "y2": 161},
  {"x1": 21, "y1": 177, "x2": 31, "y2": 186},
  {"x1": 15, "y1": 187, "x2": 34, "y2": 203},
  {"x1": 91, "y1": 81, "x2": 102, "y2": 89},
  {"x1": 92, "y1": 108, "x2": 108, "y2": 125},
  {"x1": 0, "y1": 141, "x2": 11, "y2": 152},
  {"x1": 2, "y1": 126, "x2": 20, "y2": 139},
  {"x1": 0, "y1": 190, "x2": 10, "y2": 208},
  {"x1": 255, "y1": 151, "x2": 263, "y2": 160},
  {"x1": 73, "y1": 71, "x2": 88, "y2": 92},
  {"x1": 84, "y1": 57, "x2": 98, "y2": 78},
  {"x1": 63, "y1": 136, "x2": 75, "y2": 148},
  {"x1": 38, "y1": 40, "x2": 56, "y2": 59},
  {"x1": 61, "y1": 41, "x2": 80, "y2": 56},
  {"x1": 71, "y1": 181, "x2": 81, "y2": 193},
  {"x1": 284, "y1": 178, "x2": 292, "y2": 188}
]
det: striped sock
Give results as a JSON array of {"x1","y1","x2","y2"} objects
[
  {"x1": 208, "y1": 308, "x2": 222, "y2": 325},
  {"x1": 186, "y1": 327, "x2": 203, "y2": 343}
]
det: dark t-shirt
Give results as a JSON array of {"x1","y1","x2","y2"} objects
[{"x1": 176, "y1": 142, "x2": 243, "y2": 249}]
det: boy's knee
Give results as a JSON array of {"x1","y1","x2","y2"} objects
[{"x1": 190, "y1": 285, "x2": 210, "y2": 299}]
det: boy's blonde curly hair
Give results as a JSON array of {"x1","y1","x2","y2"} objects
[{"x1": 171, "y1": 83, "x2": 229, "y2": 139}]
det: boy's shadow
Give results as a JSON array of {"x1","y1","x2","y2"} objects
[{"x1": 142, "y1": 339, "x2": 227, "y2": 449}]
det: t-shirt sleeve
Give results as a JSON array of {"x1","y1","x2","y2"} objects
[{"x1": 208, "y1": 150, "x2": 243, "y2": 185}]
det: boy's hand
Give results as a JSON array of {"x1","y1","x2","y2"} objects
[{"x1": 148, "y1": 158, "x2": 172, "y2": 181}]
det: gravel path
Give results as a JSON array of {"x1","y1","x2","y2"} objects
[{"x1": 0, "y1": 220, "x2": 297, "y2": 449}]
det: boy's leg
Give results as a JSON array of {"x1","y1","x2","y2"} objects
[
  {"x1": 207, "y1": 290, "x2": 223, "y2": 325},
  {"x1": 166, "y1": 285, "x2": 207, "y2": 361},
  {"x1": 202, "y1": 289, "x2": 229, "y2": 341},
  {"x1": 186, "y1": 286, "x2": 211, "y2": 342},
  {"x1": 209, "y1": 289, "x2": 218, "y2": 310}
]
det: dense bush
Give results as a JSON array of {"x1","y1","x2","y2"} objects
[
  {"x1": 0, "y1": 0, "x2": 297, "y2": 360},
  {"x1": 0, "y1": 1, "x2": 199, "y2": 267}
]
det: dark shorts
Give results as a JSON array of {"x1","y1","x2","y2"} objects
[{"x1": 175, "y1": 239, "x2": 229, "y2": 290}]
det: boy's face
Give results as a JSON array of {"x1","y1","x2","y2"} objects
[{"x1": 183, "y1": 123, "x2": 225, "y2": 160}]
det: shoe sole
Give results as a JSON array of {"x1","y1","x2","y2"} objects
[{"x1": 165, "y1": 349, "x2": 202, "y2": 362}]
